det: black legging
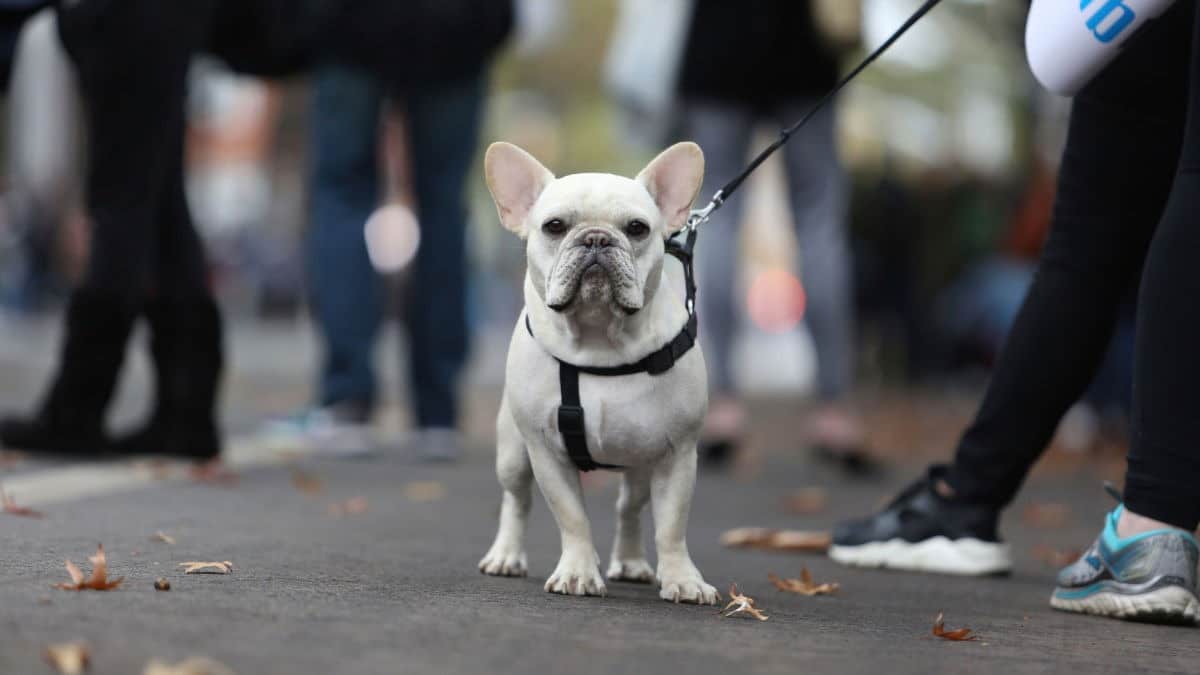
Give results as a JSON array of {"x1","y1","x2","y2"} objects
[
  {"x1": 58, "y1": 0, "x2": 217, "y2": 305},
  {"x1": 946, "y1": 2, "x2": 1200, "y2": 530}
]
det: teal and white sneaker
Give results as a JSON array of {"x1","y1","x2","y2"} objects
[
  {"x1": 257, "y1": 403, "x2": 376, "y2": 458},
  {"x1": 1051, "y1": 505, "x2": 1199, "y2": 625}
]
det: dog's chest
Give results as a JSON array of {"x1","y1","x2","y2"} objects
[{"x1": 506, "y1": 335, "x2": 706, "y2": 466}]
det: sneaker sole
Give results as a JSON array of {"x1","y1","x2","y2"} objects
[
  {"x1": 1050, "y1": 584, "x2": 1200, "y2": 625},
  {"x1": 829, "y1": 536, "x2": 1012, "y2": 576}
]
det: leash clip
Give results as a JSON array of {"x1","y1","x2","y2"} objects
[{"x1": 685, "y1": 190, "x2": 724, "y2": 233}]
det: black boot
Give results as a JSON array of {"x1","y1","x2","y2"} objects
[
  {"x1": 113, "y1": 295, "x2": 224, "y2": 460},
  {"x1": 0, "y1": 290, "x2": 138, "y2": 455}
]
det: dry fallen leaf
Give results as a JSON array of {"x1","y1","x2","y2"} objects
[
  {"x1": 150, "y1": 531, "x2": 176, "y2": 545},
  {"x1": 1031, "y1": 544, "x2": 1082, "y2": 568},
  {"x1": 44, "y1": 641, "x2": 91, "y2": 675},
  {"x1": 1022, "y1": 502, "x2": 1071, "y2": 529},
  {"x1": 768, "y1": 568, "x2": 839, "y2": 596},
  {"x1": 54, "y1": 544, "x2": 124, "y2": 591},
  {"x1": 154, "y1": 578, "x2": 171, "y2": 591},
  {"x1": 780, "y1": 487, "x2": 828, "y2": 515},
  {"x1": 402, "y1": 480, "x2": 446, "y2": 503},
  {"x1": 290, "y1": 469, "x2": 324, "y2": 495},
  {"x1": 179, "y1": 561, "x2": 234, "y2": 575},
  {"x1": 721, "y1": 583, "x2": 769, "y2": 621},
  {"x1": 719, "y1": 528, "x2": 831, "y2": 553},
  {"x1": 932, "y1": 612, "x2": 980, "y2": 641},
  {"x1": 189, "y1": 460, "x2": 238, "y2": 486},
  {"x1": 143, "y1": 656, "x2": 238, "y2": 675},
  {"x1": 328, "y1": 496, "x2": 369, "y2": 517},
  {"x1": 1, "y1": 485, "x2": 43, "y2": 518}
]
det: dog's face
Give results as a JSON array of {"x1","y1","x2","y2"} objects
[{"x1": 485, "y1": 142, "x2": 704, "y2": 321}]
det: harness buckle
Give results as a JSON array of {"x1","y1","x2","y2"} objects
[{"x1": 557, "y1": 405, "x2": 586, "y2": 436}]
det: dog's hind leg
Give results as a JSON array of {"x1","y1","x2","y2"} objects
[
  {"x1": 606, "y1": 468, "x2": 655, "y2": 583},
  {"x1": 651, "y1": 441, "x2": 720, "y2": 605},
  {"x1": 479, "y1": 396, "x2": 532, "y2": 577}
]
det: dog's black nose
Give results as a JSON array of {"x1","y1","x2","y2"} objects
[{"x1": 583, "y1": 231, "x2": 612, "y2": 248}]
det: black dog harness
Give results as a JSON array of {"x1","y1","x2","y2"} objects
[{"x1": 525, "y1": 229, "x2": 698, "y2": 472}]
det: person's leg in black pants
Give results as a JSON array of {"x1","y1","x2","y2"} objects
[
  {"x1": 829, "y1": 4, "x2": 1192, "y2": 577},
  {"x1": 0, "y1": 0, "x2": 221, "y2": 457},
  {"x1": 1052, "y1": 16, "x2": 1200, "y2": 621}
]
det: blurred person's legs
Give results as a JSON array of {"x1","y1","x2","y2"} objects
[
  {"x1": 113, "y1": 112, "x2": 224, "y2": 460},
  {"x1": 1051, "y1": 8, "x2": 1200, "y2": 624},
  {"x1": 776, "y1": 101, "x2": 863, "y2": 465},
  {"x1": 401, "y1": 74, "x2": 484, "y2": 459},
  {"x1": 0, "y1": 0, "x2": 218, "y2": 455},
  {"x1": 682, "y1": 99, "x2": 754, "y2": 460},
  {"x1": 829, "y1": 3, "x2": 1192, "y2": 576}
]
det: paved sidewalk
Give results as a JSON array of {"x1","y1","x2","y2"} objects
[{"x1": 0, "y1": 317, "x2": 1196, "y2": 674}]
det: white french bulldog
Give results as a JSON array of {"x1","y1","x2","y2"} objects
[{"x1": 478, "y1": 141, "x2": 719, "y2": 605}]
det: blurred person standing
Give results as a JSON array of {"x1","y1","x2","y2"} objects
[
  {"x1": 0, "y1": 0, "x2": 226, "y2": 460},
  {"x1": 677, "y1": 0, "x2": 866, "y2": 467},
  {"x1": 263, "y1": 1, "x2": 513, "y2": 459}
]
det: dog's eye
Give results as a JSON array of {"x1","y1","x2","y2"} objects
[
  {"x1": 542, "y1": 218, "x2": 568, "y2": 236},
  {"x1": 624, "y1": 220, "x2": 650, "y2": 238}
]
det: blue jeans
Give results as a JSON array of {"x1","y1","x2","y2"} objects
[{"x1": 307, "y1": 64, "x2": 483, "y2": 427}]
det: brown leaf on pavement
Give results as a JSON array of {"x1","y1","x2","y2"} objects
[
  {"x1": 768, "y1": 568, "x2": 840, "y2": 596},
  {"x1": 719, "y1": 528, "x2": 832, "y2": 553},
  {"x1": 154, "y1": 578, "x2": 171, "y2": 591},
  {"x1": 327, "y1": 496, "x2": 369, "y2": 517},
  {"x1": 932, "y1": 612, "x2": 980, "y2": 641},
  {"x1": 721, "y1": 583, "x2": 769, "y2": 621},
  {"x1": 143, "y1": 656, "x2": 238, "y2": 675},
  {"x1": 1031, "y1": 544, "x2": 1082, "y2": 568},
  {"x1": 44, "y1": 641, "x2": 91, "y2": 674},
  {"x1": 1, "y1": 485, "x2": 43, "y2": 518},
  {"x1": 189, "y1": 460, "x2": 238, "y2": 486},
  {"x1": 179, "y1": 561, "x2": 234, "y2": 575},
  {"x1": 402, "y1": 480, "x2": 446, "y2": 503},
  {"x1": 150, "y1": 531, "x2": 176, "y2": 545},
  {"x1": 1021, "y1": 502, "x2": 1071, "y2": 529},
  {"x1": 780, "y1": 487, "x2": 828, "y2": 514},
  {"x1": 290, "y1": 469, "x2": 324, "y2": 495},
  {"x1": 54, "y1": 544, "x2": 124, "y2": 591}
]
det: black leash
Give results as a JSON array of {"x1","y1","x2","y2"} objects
[
  {"x1": 534, "y1": 0, "x2": 944, "y2": 472},
  {"x1": 679, "y1": 0, "x2": 946, "y2": 234}
]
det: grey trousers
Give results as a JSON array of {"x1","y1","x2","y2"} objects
[{"x1": 684, "y1": 99, "x2": 854, "y2": 400}]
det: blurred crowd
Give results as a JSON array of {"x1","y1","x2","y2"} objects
[{"x1": 0, "y1": 0, "x2": 1126, "y2": 460}]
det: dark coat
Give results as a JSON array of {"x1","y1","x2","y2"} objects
[
  {"x1": 208, "y1": 0, "x2": 513, "y2": 89},
  {"x1": 677, "y1": 0, "x2": 840, "y2": 110}
]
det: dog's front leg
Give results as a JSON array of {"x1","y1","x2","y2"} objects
[
  {"x1": 651, "y1": 442, "x2": 719, "y2": 605},
  {"x1": 606, "y1": 468, "x2": 655, "y2": 583},
  {"x1": 528, "y1": 443, "x2": 607, "y2": 597},
  {"x1": 480, "y1": 398, "x2": 532, "y2": 577}
]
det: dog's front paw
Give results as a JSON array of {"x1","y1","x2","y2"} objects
[
  {"x1": 479, "y1": 546, "x2": 528, "y2": 577},
  {"x1": 545, "y1": 553, "x2": 607, "y2": 597},
  {"x1": 658, "y1": 559, "x2": 720, "y2": 605},
  {"x1": 606, "y1": 558, "x2": 655, "y2": 584}
]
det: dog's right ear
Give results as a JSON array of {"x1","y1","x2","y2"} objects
[{"x1": 484, "y1": 142, "x2": 555, "y2": 238}]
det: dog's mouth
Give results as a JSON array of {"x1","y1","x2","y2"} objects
[{"x1": 546, "y1": 247, "x2": 642, "y2": 314}]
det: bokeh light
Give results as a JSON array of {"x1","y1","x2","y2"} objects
[
  {"x1": 364, "y1": 203, "x2": 420, "y2": 273},
  {"x1": 746, "y1": 268, "x2": 806, "y2": 334}
]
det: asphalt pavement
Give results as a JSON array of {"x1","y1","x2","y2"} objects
[{"x1": 0, "y1": 318, "x2": 1197, "y2": 674}]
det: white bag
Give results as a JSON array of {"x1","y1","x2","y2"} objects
[{"x1": 603, "y1": 0, "x2": 693, "y2": 137}]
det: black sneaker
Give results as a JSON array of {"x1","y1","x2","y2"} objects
[{"x1": 829, "y1": 465, "x2": 1012, "y2": 575}]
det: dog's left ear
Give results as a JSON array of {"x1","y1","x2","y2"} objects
[{"x1": 636, "y1": 142, "x2": 705, "y2": 235}]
